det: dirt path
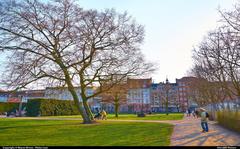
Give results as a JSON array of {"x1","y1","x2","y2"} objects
[{"x1": 170, "y1": 115, "x2": 240, "y2": 146}]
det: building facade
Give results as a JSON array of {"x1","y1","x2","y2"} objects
[
  {"x1": 0, "y1": 76, "x2": 201, "y2": 114},
  {"x1": 150, "y1": 79, "x2": 179, "y2": 113},
  {"x1": 44, "y1": 87, "x2": 94, "y2": 101},
  {"x1": 176, "y1": 77, "x2": 198, "y2": 111},
  {"x1": 126, "y1": 78, "x2": 152, "y2": 113},
  {"x1": 0, "y1": 90, "x2": 45, "y2": 103},
  {"x1": 0, "y1": 90, "x2": 9, "y2": 102}
]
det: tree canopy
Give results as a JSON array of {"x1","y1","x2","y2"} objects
[{"x1": 0, "y1": 0, "x2": 155, "y2": 123}]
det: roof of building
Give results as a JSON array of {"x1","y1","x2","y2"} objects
[
  {"x1": 0, "y1": 90, "x2": 45, "y2": 97},
  {"x1": 45, "y1": 86, "x2": 94, "y2": 90},
  {"x1": 176, "y1": 76, "x2": 198, "y2": 81},
  {"x1": 127, "y1": 78, "x2": 152, "y2": 89}
]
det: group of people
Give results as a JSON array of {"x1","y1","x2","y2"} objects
[
  {"x1": 94, "y1": 109, "x2": 107, "y2": 120},
  {"x1": 186, "y1": 109, "x2": 199, "y2": 118},
  {"x1": 186, "y1": 108, "x2": 209, "y2": 133},
  {"x1": 94, "y1": 107, "x2": 209, "y2": 133}
]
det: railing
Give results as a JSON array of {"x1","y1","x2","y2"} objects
[{"x1": 204, "y1": 100, "x2": 240, "y2": 133}]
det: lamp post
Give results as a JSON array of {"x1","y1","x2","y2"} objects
[
  {"x1": 141, "y1": 89, "x2": 143, "y2": 113},
  {"x1": 138, "y1": 88, "x2": 146, "y2": 117},
  {"x1": 18, "y1": 90, "x2": 28, "y2": 117},
  {"x1": 165, "y1": 78, "x2": 170, "y2": 115},
  {"x1": 18, "y1": 94, "x2": 23, "y2": 117}
]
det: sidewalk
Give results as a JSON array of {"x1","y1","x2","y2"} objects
[{"x1": 170, "y1": 115, "x2": 240, "y2": 146}]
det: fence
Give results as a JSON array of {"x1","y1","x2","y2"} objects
[{"x1": 205, "y1": 99, "x2": 240, "y2": 133}]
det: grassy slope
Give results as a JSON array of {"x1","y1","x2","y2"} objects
[{"x1": 0, "y1": 119, "x2": 173, "y2": 146}]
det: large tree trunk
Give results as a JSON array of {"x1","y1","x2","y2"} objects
[
  {"x1": 54, "y1": 56, "x2": 92, "y2": 124},
  {"x1": 166, "y1": 101, "x2": 169, "y2": 115},
  {"x1": 114, "y1": 95, "x2": 120, "y2": 118},
  {"x1": 62, "y1": 67, "x2": 93, "y2": 124},
  {"x1": 78, "y1": 73, "x2": 95, "y2": 123},
  {"x1": 68, "y1": 87, "x2": 92, "y2": 124},
  {"x1": 114, "y1": 103, "x2": 119, "y2": 118},
  {"x1": 82, "y1": 99, "x2": 95, "y2": 121}
]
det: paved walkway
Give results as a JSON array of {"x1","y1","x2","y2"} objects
[{"x1": 170, "y1": 115, "x2": 240, "y2": 146}]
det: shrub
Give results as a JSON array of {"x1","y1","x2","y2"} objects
[
  {"x1": 26, "y1": 98, "x2": 80, "y2": 116},
  {"x1": 0, "y1": 102, "x2": 25, "y2": 115},
  {"x1": 217, "y1": 110, "x2": 240, "y2": 133}
]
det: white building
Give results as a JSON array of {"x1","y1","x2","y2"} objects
[
  {"x1": 126, "y1": 78, "x2": 152, "y2": 113},
  {"x1": 127, "y1": 88, "x2": 151, "y2": 104},
  {"x1": 44, "y1": 87, "x2": 95, "y2": 102}
]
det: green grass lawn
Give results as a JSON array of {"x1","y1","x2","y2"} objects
[
  {"x1": 41, "y1": 113, "x2": 184, "y2": 121},
  {"x1": 0, "y1": 118, "x2": 173, "y2": 146}
]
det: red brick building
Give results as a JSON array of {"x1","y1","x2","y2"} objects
[{"x1": 176, "y1": 77, "x2": 198, "y2": 111}]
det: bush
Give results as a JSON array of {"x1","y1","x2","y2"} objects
[
  {"x1": 26, "y1": 98, "x2": 80, "y2": 116},
  {"x1": 0, "y1": 102, "x2": 25, "y2": 115},
  {"x1": 217, "y1": 110, "x2": 240, "y2": 133}
]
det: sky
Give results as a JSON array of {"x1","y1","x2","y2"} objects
[
  {"x1": 76, "y1": 0, "x2": 238, "y2": 83},
  {"x1": 0, "y1": 0, "x2": 238, "y2": 88}
]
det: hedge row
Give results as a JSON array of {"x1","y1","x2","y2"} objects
[
  {"x1": 0, "y1": 102, "x2": 26, "y2": 115},
  {"x1": 217, "y1": 110, "x2": 240, "y2": 133},
  {"x1": 26, "y1": 98, "x2": 80, "y2": 116},
  {"x1": 0, "y1": 102, "x2": 18, "y2": 114}
]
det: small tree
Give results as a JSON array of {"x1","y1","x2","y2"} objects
[
  {"x1": 100, "y1": 82, "x2": 127, "y2": 117},
  {"x1": 158, "y1": 81, "x2": 173, "y2": 115},
  {"x1": 172, "y1": 93, "x2": 180, "y2": 113}
]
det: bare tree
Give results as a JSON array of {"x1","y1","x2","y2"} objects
[
  {"x1": 172, "y1": 93, "x2": 180, "y2": 113},
  {"x1": 191, "y1": 27, "x2": 240, "y2": 109},
  {"x1": 187, "y1": 77, "x2": 228, "y2": 110},
  {"x1": 190, "y1": 4, "x2": 240, "y2": 111},
  {"x1": 100, "y1": 81, "x2": 127, "y2": 118},
  {"x1": 158, "y1": 82, "x2": 177, "y2": 115},
  {"x1": 0, "y1": 0, "x2": 155, "y2": 124}
]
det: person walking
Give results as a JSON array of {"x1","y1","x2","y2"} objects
[
  {"x1": 187, "y1": 109, "x2": 191, "y2": 116},
  {"x1": 186, "y1": 109, "x2": 189, "y2": 117},
  {"x1": 200, "y1": 108, "x2": 209, "y2": 133},
  {"x1": 195, "y1": 109, "x2": 199, "y2": 118},
  {"x1": 192, "y1": 110, "x2": 196, "y2": 118}
]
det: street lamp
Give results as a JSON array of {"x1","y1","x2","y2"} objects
[
  {"x1": 17, "y1": 90, "x2": 28, "y2": 117},
  {"x1": 18, "y1": 94, "x2": 23, "y2": 117},
  {"x1": 138, "y1": 89, "x2": 146, "y2": 117},
  {"x1": 165, "y1": 78, "x2": 171, "y2": 115}
]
